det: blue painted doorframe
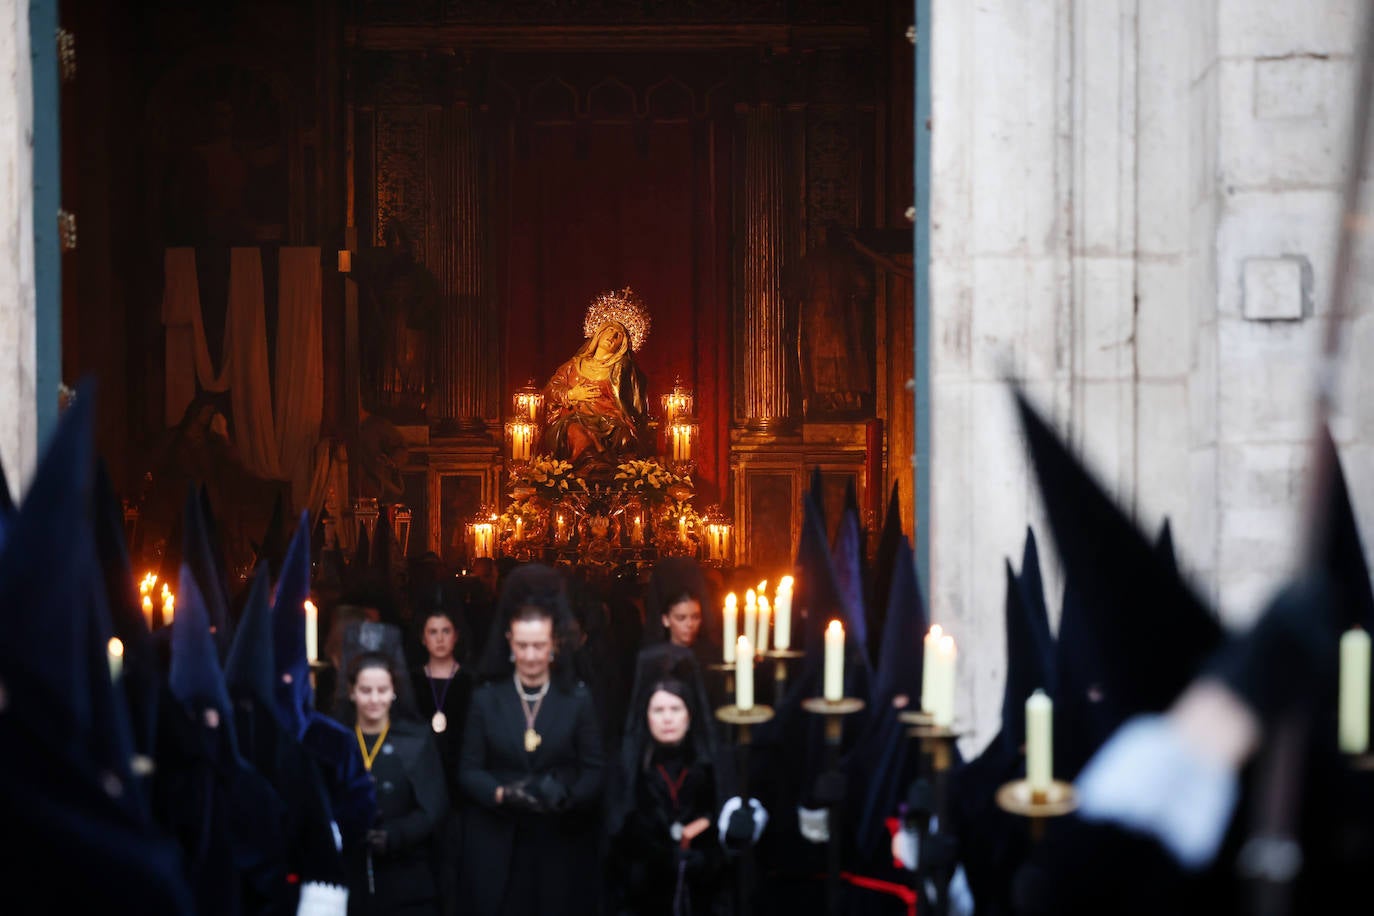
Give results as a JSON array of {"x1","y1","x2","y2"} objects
[
  {"x1": 31, "y1": 0, "x2": 60, "y2": 449},
  {"x1": 913, "y1": 0, "x2": 932, "y2": 607}
]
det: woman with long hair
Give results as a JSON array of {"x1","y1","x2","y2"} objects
[{"x1": 458, "y1": 564, "x2": 606, "y2": 916}]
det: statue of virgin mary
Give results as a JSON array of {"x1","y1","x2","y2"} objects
[{"x1": 541, "y1": 288, "x2": 651, "y2": 475}]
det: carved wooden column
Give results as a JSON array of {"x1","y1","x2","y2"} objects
[
  {"x1": 431, "y1": 104, "x2": 496, "y2": 430},
  {"x1": 737, "y1": 102, "x2": 793, "y2": 431}
]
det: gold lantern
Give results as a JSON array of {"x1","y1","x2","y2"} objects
[
  {"x1": 512, "y1": 380, "x2": 544, "y2": 424},
  {"x1": 660, "y1": 376, "x2": 695, "y2": 426},
  {"x1": 505, "y1": 417, "x2": 538, "y2": 464},
  {"x1": 701, "y1": 505, "x2": 734, "y2": 567},
  {"x1": 466, "y1": 506, "x2": 499, "y2": 560}
]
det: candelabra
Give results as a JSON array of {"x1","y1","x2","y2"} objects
[
  {"x1": 763, "y1": 648, "x2": 804, "y2": 699},
  {"x1": 716, "y1": 699, "x2": 774, "y2": 916},
  {"x1": 804, "y1": 695, "x2": 867, "y2": 916},
  {"x1": 899, "y1": 711, "x2": 965, "y2": 916}
]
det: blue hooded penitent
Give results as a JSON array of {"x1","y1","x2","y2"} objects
[
  {"x1": 0, "y1": 379, "x2": 192, "y2": 912},
  {"x1": 850, "y1": 535, "x2": 926, "y2": 864},
  {"x1": 1015, "y1": 390, "x2": 1221, "y2": 730},
  {"x1": 273, "y1": 510, "x2": 376, "y2": 850},
  {"x1": 832, "y1": 493, "x2": 872, "y2": 671},
  {"x1": 181, "y1": 484, "x2": 231, "y2": 654}
]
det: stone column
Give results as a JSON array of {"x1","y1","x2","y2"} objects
[
  {"x1": 0, "y1": 0, "x2": 36, "y2": 497},
  {"x1": 737, "y1": 103, "x2": 792, "y2": 430},
  {"x1": 430, "y1": 105, "x2": 497, "y2": 429}
]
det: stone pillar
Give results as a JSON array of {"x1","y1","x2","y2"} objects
[
  {"x1": 430, "y1": 105, "x2": 496, "y2": 430},
  {"x1": 0, "y1": 0, "x2": 36, "y2": 499},
  {"x1": 737, "y1": 104, "x2": 792, "y2": 430}
]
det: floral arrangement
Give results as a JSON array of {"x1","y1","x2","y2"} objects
[
  {"x1": 614, "y1": 458, "x2": 692, "y2": 501},
  {"x1": 509, "y1": 456, "x2": 584, "y2": 500}
]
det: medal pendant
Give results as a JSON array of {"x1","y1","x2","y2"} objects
[
  {"x1": 524, "y1": 728, "x2": 542, "y2": 753},
  {"x1": 431, "y1": 711, "x2": 447, "y2": 734}
]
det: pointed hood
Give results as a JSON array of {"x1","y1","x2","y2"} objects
[
  {"x1": 851, "y1": 537, "x2": 927, "y2": 861},
  {"x1": 1155, "y1": 517, "x2": 1180, "y2": 581},
  {"x1": 1015, "y1": 390, "x2": 1222, "y2": 723},
  {"x1": 0, "y1": 381, "x2": 191, "y2": 912},
  {"x1": 93, "y1": 460, "x2": 159, "y2": 763},
  {"x1": 169, "y1": 562, "x2": 236, "y2": 755},
  {"x1": 254, "y1": 491, "x2": 287, "y2": 572},
  {"x1": 867, "y1": 482, "x2": 903, "y2": 667},
  {"x1": 998, "y1": 552, "x2": 1056, "y2": 757},
  {"x1": 1315, "y1": 430, "x2": 1374, "y2": 631},
  {"x1": 272, "y1": 510, "x2": 314, "y2": 737},
  {"x1": 181, "y1": 485, "x2": 230, "y2": 652},
  {"x1": 225, "y1": 562, "x2": 276, "y2": 710},
  {"x1": 832, "y1": 499, "x2": 871, "y2": 668}
]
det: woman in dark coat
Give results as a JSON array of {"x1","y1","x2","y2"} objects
[
  {"x1": 344, "y1": 651, "x2": 448, "y2": 915},
  {"x1": 459, "y1": 563, "x2": 606, "y2": 916},
  {"x1": 605, "y1": 643, "x2": 731, "y2": 916},
  {"x1": 644, "y1": 558, "x2": 726, "y2": 705}
]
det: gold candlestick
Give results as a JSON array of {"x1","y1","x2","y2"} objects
[
  {"x1": 708, "y1": 661, "x2": 737, "y2": 695},
  {"x1": 995, "y1": 778, "x2": 1078, "y2": 842},
  {"x1": 309, "y1": 658, "x2": 330, "y2": 693},
  {"x1": 763, "y1": 648, "x2": 804, "y2": 696},
  {"x1": 802, "y1": 695, "x2": 867, "y2": 741}
]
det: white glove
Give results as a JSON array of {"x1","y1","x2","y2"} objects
[
  {"x1": 892, "y1": 824, "x2": 918, "y2": 869},
  {"x1": 798, "y1": 805, "x2": 830, "y2": 844},
  {"x1": 717, "y1": 796, "x2": 769, "y2": 846},
  {"x1": 296, "y1": 882, "x2": 348, "y2": 916},
  {"x1": 1076, "y1": 714, "x2": 1240, "y2": 869}
]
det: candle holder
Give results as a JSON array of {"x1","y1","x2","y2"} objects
[
  {"x1": 763, "y1": 648, "x2": 804, "y2": 698},
  {"x1": 716, "y1": 702, "x2": 774, "y2": 915},
  {"x1": 995, "y1": 778, "x2": 1078, "y2": 842},
  {"x1": 308, "y1": 658, "x2": 331, "y2": 693},
  {"x1": 1346, "y1": 753, "x2": 1374, "y2": 771},
  {"x1": 898, "y1": 709, "x2": 936, "y2": 727},
  {"x1": 802, "y1": 695, "x2": 866, "y2": 915},
  {"x1": 708, "y1": 661, "x2": 737, "y2": 695},
  {"x1": 907, "y1": 722, "x2": 963, "y2": 773}
]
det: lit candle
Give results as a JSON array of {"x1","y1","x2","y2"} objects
[
  {"x1": 743, "y1": 590, "x2": 757, "y2": 661},
  {"x1": 141, "y1": 595, "x2": 154, "y2": 630},
  {"x1": 305, "y1": 600, "x2": 319, "y2": 663},
  {"x1": 678, "y1": 515, "x2": 687, "y2": 544},
  {"x1": 107, "y1": 637, "x2": 124, "y2": 682},
  {"x1": 921, "y1": 624, "x2": 943, "y2": 713},
  {"x1": 514, "y1": 516, "x2": 524, "y2": 541},
  {"x1": 1026, "y1": 689, "x2": 1053, "y2": 792},
  {"x1": 824, "y1": 620, "x2": 845, "y2": 701},
  {"x1": 736, "y1": 636, "x2": 754, "y2": 711},
  {"x1": 933, "y1": 634, "x2": 957, "y2": 727},
  {"x1": 756, "y1": 596, "x2": 771, "y2": 654},
  {"x1": 1340, "y1": 626, "x2": 1371, "y2": 754},
  {"x1": 773, "y1": 577, "x2": 793, "y2": 651},
  {"x1": 723, "y1": 593, "x2": 738, "y2": 663},
  {"x1": 162, "y1": 593, "x2": 175, "y2": 626}
]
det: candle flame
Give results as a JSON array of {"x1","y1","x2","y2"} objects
[
  {"x1": 938, "y1": 634, "x2": 955, "y2": 653},
  {"x1": 304, "y1": 599, "x2": 317, "y2": 615},
  {"x1": 929, "y1": 623, "x2": 943, "y2": 639},
  {"x1": 779, "y1": 575, "x2": 794, "y2": 591},
  {"x1": 758, "y1": 580, "x2": 768, "y2": 595},
  {"x1": 828, "y1": 619, "x2": 844, "y2": 635},
  {"x1": 107, "y1": 637, "x2": 124, "y2": 658},
  {"x1": 725, "y1": 592, "x2": 737, "y2": 608}
]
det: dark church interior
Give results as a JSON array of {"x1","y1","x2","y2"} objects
[{"x1": 59, "y1": 0, "x2": 914, "y2": 584}]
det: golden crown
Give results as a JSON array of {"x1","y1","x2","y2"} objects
[{"x1": 583, "y1": 286, "x2": 651, "y2": 352}]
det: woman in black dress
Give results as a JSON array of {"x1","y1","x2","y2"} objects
[
  {"x1": 458, "y1": 564, "x2": 606, "y2": 916},
  {"x1": 409, "y1": 608, "x2": 473, "y2": 916},
  {"x1": 345, "y1": 651, "x2": 449, "y2": 915},
  {"x1": 644, "y1": 558, "x2": 726, "y2": 706},
  {"x1": 605, "y1": 643, "x2": 731, "y2": 916}
]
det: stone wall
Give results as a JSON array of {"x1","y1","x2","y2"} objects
[
  {"x1": 0, "y1": 0, "x2": 35, "y2": 502},
  {"x1": 930, "y1": 0, "x2": 1374, "y2": 749}
]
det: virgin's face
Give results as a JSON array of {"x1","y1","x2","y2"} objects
[
  {"x1": 647, "y1": 690, "x2": 691, "y2": 745},
  {"x1": 508, "y1": 616, "x2": 555, "y2": 683},
  {"x1": 662, "y1": 598, "x2": 702, "y2": 648},
  {"x1": 594, "y1": 323, "x2": 626, "y2": 358},
  {"x1": 349, "y1": 667, "x2": 395, "y2": 728}
]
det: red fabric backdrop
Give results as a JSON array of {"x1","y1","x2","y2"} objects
[{"x1": 497, "y1": 118, "x2": 730, "y2": 502}]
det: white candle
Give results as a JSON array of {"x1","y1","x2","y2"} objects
[
  {"x1": 162, "y1": 594, "x2": 175, "y2": 626},
  {"x1": 723, "y1": 593, "x2": 738, "y2": 663},
  {"x1": 737, "y1": 636, "x2": 754, "y2": 711},
  {"x1": 921, "y1": 624, "x2": 942, "y2": 713},
  {"x1": 1340, "y1": 626, "x2": 1371, "y2": 754},
  {"x1": 107, "y1": 637, "x2": 124, "y2": 682},
  {"x1": 933, "y1": 634, "x2": 957, "y2": 727},
  {"x1": 1026, "y1": 689, "x2": 1053, "y2": 791},
  {"x1": 305, "y1": 600, "x2": 319, "y2": 663},
  {"x1": 141, "y1": 595, "x2": 154, "y2": 630},
  {"x1": 773, "y1": 577, "x2": 793, "y2": 650},
  {"x1": 824, "y1": 620, "x2": 845, "y2": 701},
  {"x1": 743, "y1": 590, "x2": 757, "y2": 659},
  {"x1": 757, "y1": 597, "x2": 771, "y2": 654}
]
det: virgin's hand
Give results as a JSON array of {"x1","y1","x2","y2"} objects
[{"x1": 567, "y1": 382, "x2": 596, "y2": 402}]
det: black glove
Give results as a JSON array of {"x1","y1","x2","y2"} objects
[
  {"x1": 501, "y1": 782, "x2": 546, "y2": 813},
  {"x1": 529, "y1": 773, "x2": 570, "y2": 812},
  {"x1": 366, "y1": 828, "x2": 388, "y2": 855}
]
